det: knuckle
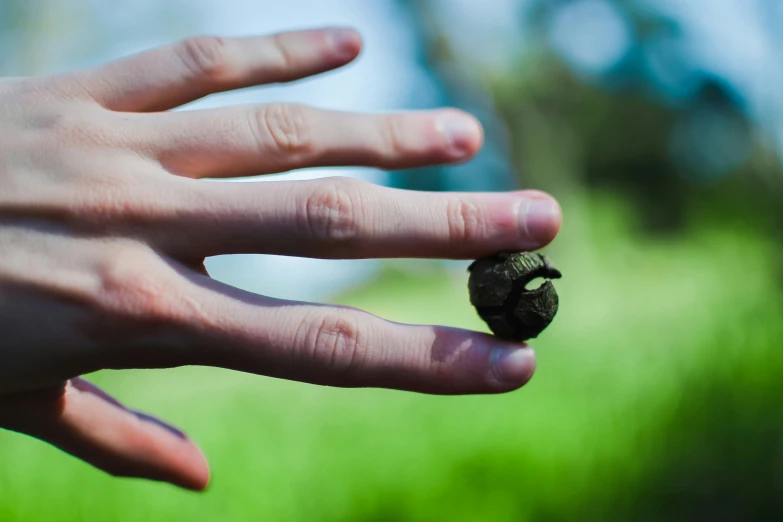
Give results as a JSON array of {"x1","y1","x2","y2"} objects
[
  {"x1": 255, "y1": 103, "x2": 312, "y2": 156},
  {"x1": 384, "y1": 114, "x2": 408, "y2": 156},
  {"x1": 446, "y1": 199, "x2": 486, "y2": 243},
  {"x1": 307, "y1": 310, "x2": 367, "y2": 376},
  {"x1": 96, "y1": 242, "x2": 176, "y2": 321},
  {"x1": 271, "y1": 33, "x2": 296, "y2": 69},
  {"x1": 178, "y1": 36, "x2": 232, "y2": 81},
  {"x1": 302, "y1": 177, "x2": 364, "y2": 247},
  {"x1": 90, "y1": 243, "x2": 209, "y2": 370}
]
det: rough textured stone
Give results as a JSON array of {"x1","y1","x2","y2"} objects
[{"x1": 468, "y1": 252, "x2": 562, "y2": 342}]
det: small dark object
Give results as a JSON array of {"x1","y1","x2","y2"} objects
[{"x1": 468, "y1": 252, "x2": 562, "y2": 342}]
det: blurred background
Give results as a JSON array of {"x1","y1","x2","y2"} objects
[{"x1": 2, "y1": 0, "x2": 783, "y2": 520}]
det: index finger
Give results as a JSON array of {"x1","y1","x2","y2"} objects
[{"x1": 97, "y1": 256, "x2": 537, "y2": 396}]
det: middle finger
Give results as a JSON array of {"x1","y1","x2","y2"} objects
[
  {"x1": 149, "y1": 177, "x2": 562, "y2": 260},
  {"x1": 137, "y1": 104, "x2": 484, "y2": 178}
]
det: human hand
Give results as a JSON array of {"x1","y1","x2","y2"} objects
[{"x1": 0, "y1": 28, "x2": 562, "y2": 490}]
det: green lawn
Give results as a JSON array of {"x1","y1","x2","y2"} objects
[{"x1": 2, "y1": 194, "x2": 781, "y2": 521}]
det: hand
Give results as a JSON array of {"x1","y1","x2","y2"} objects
[{"x1": 0, "y1": 28, "x2": 562, "y2": 490}]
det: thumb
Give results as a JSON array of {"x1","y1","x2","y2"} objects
[{"x1": 0, "y1": 377, "x2": 209, "y2": 491}]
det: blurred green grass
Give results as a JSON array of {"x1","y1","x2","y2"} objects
[{"x1": 1, "y1": 193, "x2": 781, "y2": 521}]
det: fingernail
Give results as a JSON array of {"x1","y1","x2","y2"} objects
[
  {"x1": 490, "y1": 345, "x2": 536, "y2": 386},
  {"x1": 328, "y1": 28, "x2": 361, "y2": 60},
  {"x1": 521, "y1": 198, "x2": 561, "y2": 247},
  {"x1": 436, "y1": 112, "x2": 481, "y2": 155}
]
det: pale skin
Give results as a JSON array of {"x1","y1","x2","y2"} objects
[{"x1": 0, "y1": 28, "x2": 562, "y2": 490}]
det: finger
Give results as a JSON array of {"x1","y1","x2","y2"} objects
[
  {"x1": 0, "y1": 378, "x2": 209, "y2": 491},
  {"x1": 150, "y1": 177, "x2": 561, "y2": 259},
  {"x1": 100, "y1": 263, "x2": 538, "y2": 396},
  {"x1": 74, "y1": 28, "x2": 362, "y2": 112},
  {"x1": 142, "y1": 104, "x2": 483, "y2": 178}
]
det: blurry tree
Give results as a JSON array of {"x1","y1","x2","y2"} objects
[
  {"x1": 512, "y1": 0, "x2": 783, "y2": 236},
  {"x1": 401, "y1": 0, "x2": 783, "y2": 239},
  {"x1": 390, "y1": 0, "x2": 519, "y2": 194}
]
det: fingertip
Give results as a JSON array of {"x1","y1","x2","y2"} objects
[
  {"x1": 518, "y1": 192, "x2": 562, "y2": 248},
  {"x1": 489, "y1": 344, "x2": 537, "y2": 390},
  {"x1": 326, "y1": 27, "x2": 363, "y2": 62},
  {"x1": 187, "y1": 459, "x2": 212, "y2": 492},
  {"x1": 169, "y1": 440, "x2": 211, "y2": 491},
  {"x1": 435, "y1": 109, "x2": 484, "y2": 161},
  {"x1": 132, "y1": 412, "x2": 211, "y2": 491},
  {"x1": 194, "y1": 446, "x2": 211, "y2": 491}
]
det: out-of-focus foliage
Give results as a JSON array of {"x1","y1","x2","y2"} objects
[
  {"x1": 403, "y1": 0, "x2": 783, "y2": 238},
  {"x1": 510, "y1": 1, "x2": 782, "y2": 235}
]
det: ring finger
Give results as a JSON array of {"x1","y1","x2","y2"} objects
[{"x1": 138, "y1": 104, "x2": 484, "y2": 178}]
